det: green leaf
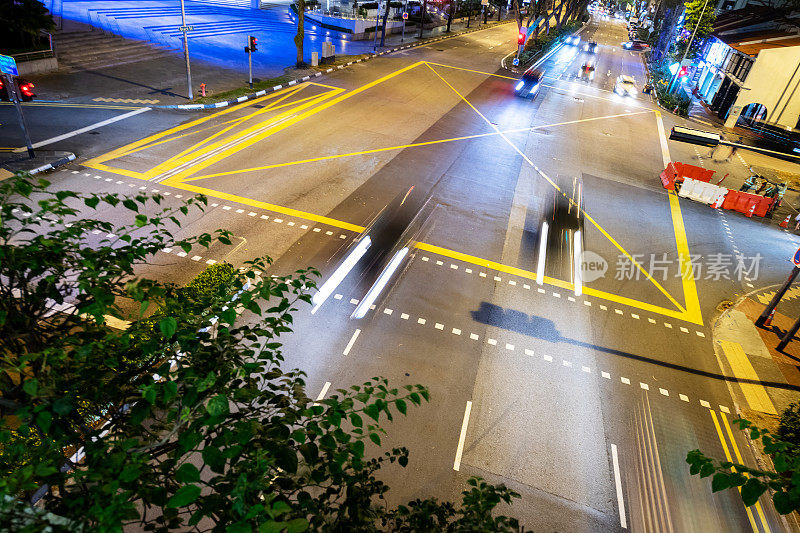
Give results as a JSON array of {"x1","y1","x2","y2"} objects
[
  {"x1": 202, "y1": 446, "x2": 226, "y2": 473},
  {"x1": 352, "y1": 440, "x2": 365, "y2": 458},
  {"x1": 52, "y1": 398, "x2": 72, "y2": 416},
  {"x1": 159, "y1": 317, "x2": 177, "y2": 338},
  {"x1": 36, "y1": 411, "x2": 52, "y2": 434},
  {"x1": 166, "y1": 484, "x2": 201, "y2": 508},
  {"x1": 395, "y1": 399, "x2": 407, "y2": 415},
  {"x1": 369, "y1": 433, "x2": 381, "y2": 446},
  {"x1": 286, "y1": 518, "x2": 309, "y2": 533},
  {"x1": 711, "y1": 473, "x2": 730, "y2": 492},
  {"x1": 773, "y1": 490, "x2": 799, "y2": 515},
  {"x1": 135, "y1": 214, "x2": 147, "y2": 227},
  {"x1": 740, "y1": 478, "x2": 767, "y2": 506},
  {"x1": 349, "y1": 413, "x2": 363, "y2": 428},
  {"x1": 84, "y1": 197, "x2": 100, "y2": 209},
  {"x1": 176, "y1": 463, "x2": 201, "y2": 483},
  {"x1": 206, "y1": 394, "x2": 229, "y2": 418},
  {"x1": 23, "y1": 379, "x2": 38, "y2": 396},
  {"x1": 275, "y1": 446, "x2": 298, "y2": 474},
  {"x1": 699, "y1": 462, "x2": 715, "y2": 478},
  {"x1": 123, "y1": 199, "x2": 139, "y2": 212}
]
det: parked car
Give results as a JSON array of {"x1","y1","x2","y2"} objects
[{"x1": 0, "y1": 77, "x2": 35, "y2": 102}]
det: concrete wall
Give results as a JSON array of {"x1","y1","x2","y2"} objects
[
  {"x1": 305, "y1": 11, "x2": 404, "y2": 39},
  {"x1": 725, "y1": 45, "x2": 800, "y2": 129},
  {"x1": 16, "y1": 57, "x2": 59, "y2": 76}
]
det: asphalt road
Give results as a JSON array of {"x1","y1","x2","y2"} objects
[{"x1": 10, "y1": 15, "x2": 798, "y2": 532}]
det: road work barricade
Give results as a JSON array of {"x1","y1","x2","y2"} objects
[
  {"x1": 678, "y1": 178, "x2": 728, "y2": 204},
  {"x1": 660, "y1": 162, "x2": 715, "y2": 191},
  {"x1": 721, "y1": 190, "x2": 775, "y2": 217}
]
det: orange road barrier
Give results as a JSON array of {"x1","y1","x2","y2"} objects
[
  {"x1": 659, "y1": 162, "x2": 716, "y2": 190},
  {"x1": 781, "y1": 214, "x2": 791, "y2": 228}
]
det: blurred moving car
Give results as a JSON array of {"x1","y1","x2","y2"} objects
[
  {"x1": 622, "y1": 40, "x2": 649, "y2": 51},
  {"x1": 565, "y1": 35, "x2": 581, "y2": 46},
  {"x1": 537, "y1": 177, "x2": 585, "y2": 296},
  {"x1": 0, "y1": 77, "x2": 35, "y2": 102},
  {"x1": 583, "y1": 41, "x2": 598, "y2": 53},
  {"x1": 614, "y1": 75, "x2": 637, "y2": 96},
  {"x1": 514, "y1": 67, "x2": 545, "y2": 99}
]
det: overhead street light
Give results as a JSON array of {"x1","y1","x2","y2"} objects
[{"x1": 669, "y1": 126, "x2": 800, "y2": 162}]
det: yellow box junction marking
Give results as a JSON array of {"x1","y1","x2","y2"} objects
[
  {"x1": 718, "y1": 340, "x2": 778, "y2": 415},
  {"x1": 84, "y1": 61, "x2": 704, "y2": 324}
]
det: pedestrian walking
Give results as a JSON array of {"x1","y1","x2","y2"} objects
[
  {"x1": 723, "y1": 136, "x2": 744, "y2": 162},
  {"x1": 708, "y1": 133, "x2": 725, "y2": 161},
  {"x1": 794, "y1": 212, "x2": 800, "y2": 230}
]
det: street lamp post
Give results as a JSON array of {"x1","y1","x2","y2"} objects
[
  {"x1": 179, "y1": 0, "x2": 193, "y2": 101},
  {"x1": 668, "y1": 0, "x2": 710, "y2": 94}
]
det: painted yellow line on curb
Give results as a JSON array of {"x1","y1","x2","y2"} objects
[
  {"x1": 718, "y1": 340, "x2": 777, "y2": 415},
  {"x1": 710, "y1": 410, "x2": 762, "y2": 533}
]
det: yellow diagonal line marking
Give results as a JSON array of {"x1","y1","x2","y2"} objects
[
  {"x1": 668, "y1": 189, "x2": 702, "y2": 322},
  {"x1": 718, "y1": 340, "x2": 777, "y2": 415},
  {"x1": 182, "y1": 110, "x2": 653, "y2": 182},
  {"x1": 83, "y1": 92, "x2": 285, "y2": 172},
  {"x1": 424, "y1": 61, "x2": 521, "y2": 80},
  {"x1": 720, "y1": 412, "x2": 773, "y2": 532},
  {"x1": 123, "y1": 88, "x2": 326, "y2": 157},
  {"x1": 710, "y1": 410, "x2": 762, "y2": 533},
  {"x1": 149, "y1": 86, "x2": 308, "y2": 175},
  {"x1": 161, "y1": 62, "x2": 426, "y2": 186},
  {"x1": 425, "y1": 61, "x2": 686, "y2": 314}
]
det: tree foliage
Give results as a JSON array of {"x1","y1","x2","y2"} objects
[
  {"x1": 0, "y1": 173, "x2": 524, "y2": 531},
  {"x1": 0, "y1": 0, "x2": 55, "y2": 51},
  {"x1": 683, "y1": 0, "x2": 716, "y2": 42},
  {"x1": 687, "y1": 418, "x2": 800, "y2": 515}
]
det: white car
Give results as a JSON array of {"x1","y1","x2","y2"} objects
[{"x1": 614, "y1": 75, "x2": 637, "y2": 96}]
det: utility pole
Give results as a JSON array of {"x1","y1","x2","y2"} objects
[
  {"x1": 380, "y1": 0, "x2": 391, "y2": 46},
  {"x1": 179, "y1": 0, "x2": 193, "y2": 101},
  {"x1": 402, "y1": 0, "x2": 407, "y2": 41},
  {"x1": 447, "y1": 0, "x2": 454, "y2": 32},
  {"x1": 419, "y1": 0, "x2": 428, "y2": 38},
  {"x1": 373, "y1": 1, "x2": 381, "y2": 50}
]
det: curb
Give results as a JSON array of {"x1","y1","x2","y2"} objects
[
  {"x1": 159, "y1": 20, "x2": 514, "y2": 111},
  {"x1": 17, "y1": 153, "x2": 77, "y2": 175}
]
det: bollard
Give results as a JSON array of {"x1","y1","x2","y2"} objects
[{"x1": 200, "y1": 83, "x2": 206, "y2": 97}]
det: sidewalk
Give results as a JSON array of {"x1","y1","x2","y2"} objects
[{"x1": 28, "y1": 15, "x2": 512, "y2": 107}]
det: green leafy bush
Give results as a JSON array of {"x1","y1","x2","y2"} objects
[{"x1": 778, "y1": 402, "x2": 800, "y2": 458}]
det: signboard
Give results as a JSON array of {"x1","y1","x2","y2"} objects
[
  {"x1": 0, "y1": 54, "x2": 18, "y2": 77},
  {"x1": 512, "y1": 57, "x2": 519, "y2": 67},
  {"x1": 402, "y1": 11, "x2": 408, "y2": 19},
  {"x1": 179, "y1": 25, "x2": 194, "y2": 32},
  {"x1": 793, "y1": 247, "x2": 800, "y2": 267}
]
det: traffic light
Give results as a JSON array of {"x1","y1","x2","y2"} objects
[
  {"x1": 248, "y1": 35, "x2": 258, "y2": 53},
  {"x1": 517, "y1": 32, "x2": 526, "y2": 46}
]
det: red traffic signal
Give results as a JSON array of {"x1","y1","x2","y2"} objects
[
  {"x1": 248, "y1": 35, "x2": 258, "y2": 52},
  {"x1": 677, "y1": 66, "x2": 688, "y2": 77},
  {"x1": 517, "y1": 32, "x2": 526, "y2": 45}
]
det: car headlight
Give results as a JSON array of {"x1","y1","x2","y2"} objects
[
  {"x1": 515, "y1": 81, "x2": 525, "y2": 91},
  {"x1": 531, "y1": 83, "x2": 540, "y2": 92}
]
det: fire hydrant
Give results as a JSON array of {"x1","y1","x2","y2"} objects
[{"x1": 200, "y1": 83, "x2": 206, "y2": 97}]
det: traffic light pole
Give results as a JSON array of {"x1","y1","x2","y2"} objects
[
  {"x1": 756, "y1": 266, "x2": 800, "y2": 327},
  {"x1": 179, "y1": 0, "x2": 193, "y2": 101},
  {"x1": 248, "y1": 47, "x2": 253, "y2": 89},
  {"x1": 5, "y1": 73, "x2": 35, "y2": 159},
  {"x1": 778, "y1": 312, "x2": 800, "y2": 351}
]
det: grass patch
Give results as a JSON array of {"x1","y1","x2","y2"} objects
[{"x1": 192, "y1": 74, "x2": 295, "y2": 104}]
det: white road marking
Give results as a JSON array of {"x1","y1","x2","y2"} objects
[
  {"x1": 342, "y1": 329, "x2": 361, "y2": 356},
  {"x1": 314, "y1": 381, "x2": 331, "y2": 405},
  {"x1": 471, "y1": 333, "x2": 480, "y2": 340},
  {"x1": 680, "y1": 394, "x2": 689, "y2": 402},
  {"x1": 20, "y1": 107, "x2": 150, "y2": 150},
  {"x1": 655, "y1": 112, "x2": 671, "y2": 166},
  {"x1": 453, "y1": 401, "x2": 473, "y2": 471},
  {"x1": 418, "y1": 318, "x2": 426, "y2": 325},
  {"x1": 611, "y1": 444, "x2": 628, "y2": 529}
]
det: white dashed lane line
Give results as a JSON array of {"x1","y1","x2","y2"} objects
[
  {"x1": 328, "y1": 296, "x2": 729, "y2": 413},
  {"x1": 414, "y1": 254, "x2": 707, "y2": 338}
]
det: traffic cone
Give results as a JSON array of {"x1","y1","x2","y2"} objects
[
  {"x1": 781, "y1": 214, "x2": 791, "y2": 228},
  {"x1": 763, "y1": 307, "x2": 776, "y2": 327},
  {"x1": 746, "y1": 202, "x2": 756, "y2": 218}
]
